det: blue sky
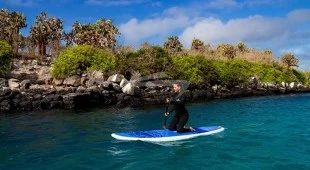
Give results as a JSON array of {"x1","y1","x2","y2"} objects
[{"x1": 1, "y1": 0, "x2": 310, "y2": 70}]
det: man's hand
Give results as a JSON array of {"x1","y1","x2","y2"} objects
[
  {"x1": 166, "y1": 97, "x2": 171, "y2": 103},
  {"x1": 165, "y1": 112, "x2": 169, "y2": 116}
]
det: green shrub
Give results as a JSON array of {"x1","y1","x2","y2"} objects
[
  {"x1": 292, "y1": 69, "x2": 306, "y2": 84},
  {"x1": 213, "y1": 59, "x2": 252, "y2": 87},
  {"x1": 51, "y1": 45, "x2": 116, "y2": 78},
  {"x1": 0, "y1": 41, "x2": 13, "y2": 76},
  {"x1": 304, "y1": 71, "x2": 310, "y2": 85},
  {"x1": 249, "y1": 62, "x2": 304, "y2": 84},
  {"x1": 171, "y1": 55, "x2": 217, "y2": 83},
  {"x1": 126, "y1": 46, "x2": 172, "y2": 76}
]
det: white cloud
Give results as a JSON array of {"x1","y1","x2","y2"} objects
[
  {"x1": 86, "y1": 0, "x2": 149, "y2": 6},
  {"x1": 179, "y1": 15, "x2": 288, "y2": 47},
  {"x1": 119, "y1": 11, "x2": 190, "y2": 45},
  {"x1": 287, "y1": 9, "x2": 310, "y2": 23},
  {"x1": 280, "y1": 44, "x2": 310, "y2": 56}
]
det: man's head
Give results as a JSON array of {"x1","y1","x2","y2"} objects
[{"x1": 173, "y1": 83, "x2": 181, "y2": 93}]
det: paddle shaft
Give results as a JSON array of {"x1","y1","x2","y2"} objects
[{"x1": 163, "y1": 103, "x2": 169, "y2": 129}]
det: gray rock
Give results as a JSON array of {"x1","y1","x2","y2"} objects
[
  {"x1": 77, "y1": 86, "x2": 86, "y2": 93},
  {"x1": 289, "y1": 82, "x2": 296, "y2": 89},
  {"x1": 99, "y1": 81, "x2": 113, "y2": 90},
  {"x1": 0, "y1": 78, "x2": 8, "y2": 88},
  {"x1": 279, "y1": 87, "x2": 286, "y2": 93},
  {"x1": 20, "y1": 80, "x2": 31, "y2": 90},
  {"x1": 120, "y1": 78, "x2": 129, "y2": 88},
  {"x1": 88, "y1": 70, "x2": 105, "y2": 84},
  {"x1": 112, "y1": 83, "x2": 122, "y2": 92},
  {"x1": 281, "y1": 82, "x2": 288, "y2": 88},
  {"x1": 107, "y1": 74, "x2": 125, "y2": 83},
  {"x1": 122, "y1": 82, "x2": 141, "y2": 96},
  {"x1": 133, "y1": 72, "x2": 172, "y2": 82},
  {"x1": 249, "y1": 76, "x2": 259, "y2": 89},
  {"x1": 8, "y1": 79, "x2": 20, "y2": 89},
  {"x1": 80, "y1": 77, "x2": 88, "y2": 86},
  {"x1": 53, "y1": 79, "x2": 64, "y2": 86},
  {"x1": 63, "y1": 76, "x2": 81, "y2": 87}
]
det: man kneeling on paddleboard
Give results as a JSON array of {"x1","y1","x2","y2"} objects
[{"x1": 165, "y1": 83, "x2": 195, "y2": 133}]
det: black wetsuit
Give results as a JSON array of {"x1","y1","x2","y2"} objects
[{"x1": 168, "y1": 92, "x2": 191, "y2": 133}]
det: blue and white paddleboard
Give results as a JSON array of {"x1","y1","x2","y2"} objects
[{"x1": 111, "y1": 126, "x2": 224, "y2": 142}]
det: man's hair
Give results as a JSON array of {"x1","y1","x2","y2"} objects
[{"x1": 173, "y1": 83, "x2": 181, "y2": 88}]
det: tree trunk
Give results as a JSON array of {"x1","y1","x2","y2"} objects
[{"x1": 39, "y1": 42, "x2": 46, "y2": 56}]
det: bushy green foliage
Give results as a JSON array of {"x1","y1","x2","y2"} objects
[
  {"x1": 171, "y1": 55, "x2": 217, "y2": 83},
  {"x1": 51, "y1": 45, "x2": 116, "y2": 78},
  {"x1": 249, "y1": 62, "x2": 303, "y2": 84},
  {"x1": 292, "y1": 69, "x2": 306, "y2": 84},
  {"x1": 303, "y1": 71, "x2": 310, "y2": 85},
  {"x1": 213, "y1": 59, "x2": 252, "y2": 87},
  {"x1": 0, "y1": 41, "x2": 13, "y2": 76},
  {"x1": 170, "y1": 55, "x2": 306, "y2": 86},
  {"x1": 124, "y1": 46, "x2": 172, "y2": 76}
]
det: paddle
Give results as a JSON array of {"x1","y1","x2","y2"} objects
[{"x1": 163, "y1": 103, "x2": 169, "y2": 129}]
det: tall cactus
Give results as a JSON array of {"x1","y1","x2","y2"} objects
[
  {"x1": 65, "y1": 19, "x2": 119, "y2": 50},
  {"x1": 29, "y1": 12, "x2": 63, "y2": 56},
  {"x1": 217, "y1": 43, "x2": 236, "y2": 59},
  {"x1": 236, "y1": 42, "x2": 247, "y2": 52},
  {"x1": 191, "y1": 38, "x2": 204, "y2": 50},
  {"x1": 0, "y1": 9, "x2": 27, "y2": 53},
  {"x1": 163, "y1": 36, "x2": 183, "y2": 54},
  {"x1": 281, "y1": 53, "x2": 299, "y2": 69}
]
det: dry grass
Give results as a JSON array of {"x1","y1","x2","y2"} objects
[{"x1": 175, "y1": 45, "x2": 279, "y2": 64}]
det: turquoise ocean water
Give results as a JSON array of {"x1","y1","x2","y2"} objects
[{"x1": 1, "y1": 93, "x2": 310, "y2": 170}]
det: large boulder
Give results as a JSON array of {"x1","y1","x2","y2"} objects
[
  {"x1": 122, "y1": 83, "x2": 141, "y2": 96},
  {"x1": 86, "y1": 71, "x2": 105, "y2": 87},
  {"x1": 289, "y1": 82, "x2": 296, "y2": 89}
]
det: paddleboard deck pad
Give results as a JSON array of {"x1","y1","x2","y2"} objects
[{"x1": 111, "y1": 126, "x2": 224, "y2": 142}]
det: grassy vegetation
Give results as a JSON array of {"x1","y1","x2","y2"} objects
[{"x1": 0, "y1": 41, "x2": 13, "y2": 76}]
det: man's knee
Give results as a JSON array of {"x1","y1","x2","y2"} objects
[
  {"x1": 176, "y1": 126, "x2": 183, "y2": 133},
  {"x1": 168, "y1": 127, "x2": 175, "y2": 131},
  {"x1": 168, "y1": 126, "x2": 176, "y2": 131}
]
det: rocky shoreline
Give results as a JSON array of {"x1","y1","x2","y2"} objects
[{"x1": 1, "y1": 59, "x2": 310, "y2": 113}]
